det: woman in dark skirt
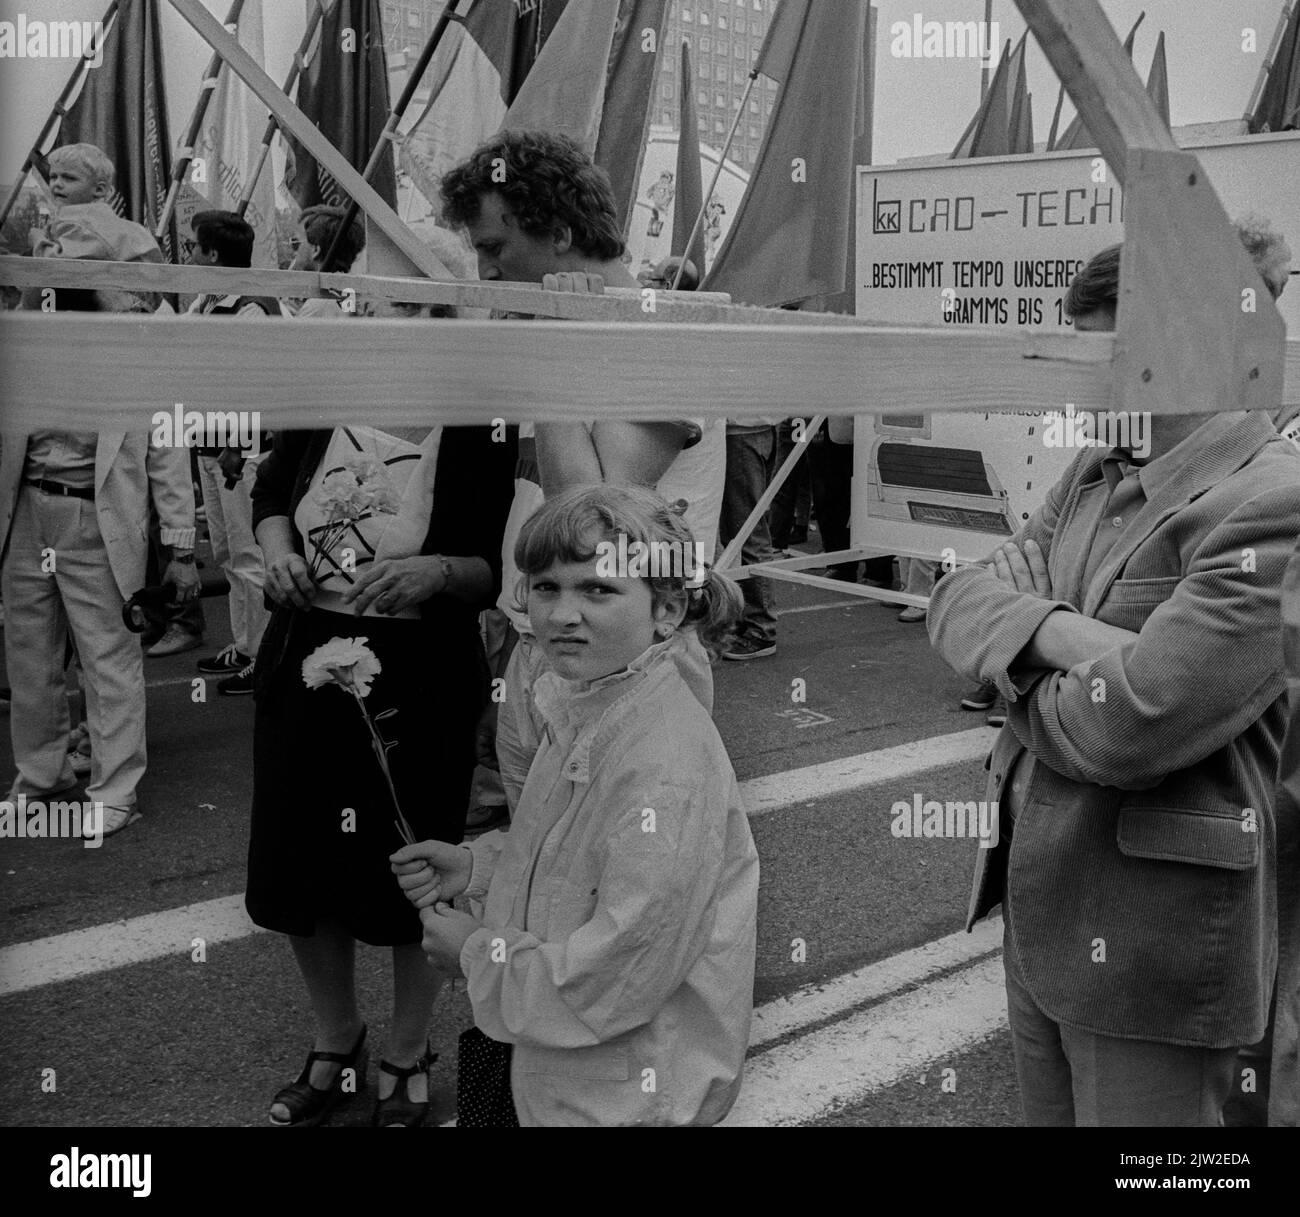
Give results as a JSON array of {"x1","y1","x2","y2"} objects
[{"x1": 247, "y1": 420, "x2": 515, "y2": 1128}]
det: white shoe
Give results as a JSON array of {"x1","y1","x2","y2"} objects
[
  {"x1": 84, "y1": 804, "x2": 142, "y2": 838},
  {"x1": 147, "y1": 626, "x2": 202, "y2": 658}
]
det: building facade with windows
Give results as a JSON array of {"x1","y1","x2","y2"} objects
[
  {"x1": 382, "y1": 0, "x2": 448, "y2": 62},
  {"x1": 659, "y1": 0, "x2": 780, "y2": 169},
  {"x1": 381, "y1": 1, "x2": 781, "y2": 169}
]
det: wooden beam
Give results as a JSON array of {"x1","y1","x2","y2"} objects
[
  {"x1": 0, "y1": 311, "x2": 1171, "y2": 432},
  {"x1": 1114, "y1": 149, "x2": 1287, "y2": 418},
  {"x1": 6, "y1": 314, "x2": 1296, "y2": 432},
  {"x1": 1012, "y1": 0, "x2": 1177, "y2": 185},
  {"x1": 0, "y1": 256, "x2": 878, "y2": 326},
  {"x1": 741, "y1": 564, "x2": 926, "y2": 605},
  {"x1": 167, "y1": 0, "x2": 445, "y2": 282},
  {"x1": 1013, "y1": 1, "x2": 1286, "y2": 423}
]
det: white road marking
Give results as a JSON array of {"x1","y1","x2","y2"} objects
[
  {"x1": 0, "y1": 730, "x2": 995, "y2": 995},
  {"x1": 723, "y1": 954, "x2": 1009, "y2": 1126},
  {"x1": 748, "y1": 918, "x2": 1002, "y2": 1050},
  {"x1": 145, "y1": 675, "x2": 219, "y2": 691},
  {"x1": 0, "y1": 895, "x2": 265, "y2": 997},
  {"x1": 775, "y1": 599, "x2": 876, "y2": 617},
  {"x1": 741, "y1": 727, "x2": 995, "y2": 818}
]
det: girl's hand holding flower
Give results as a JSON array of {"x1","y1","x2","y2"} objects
[
  {"x1": 390, "y1": 840, "x2": 473, "y2": 909},
  {"x1": 342, "y1": 556, "x2": 447, "y2": 617},
  {"x1": 420, "y1": 902, "x2": 483, "y2": 971}
]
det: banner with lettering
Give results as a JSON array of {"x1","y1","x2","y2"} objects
[{"x1": 850, "y1": 133, "x2": 1300, "y2": 563}]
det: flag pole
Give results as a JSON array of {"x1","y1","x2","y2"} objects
[
  {"x1": 156, "y1": 0, "x2": 248, "y2": 243},
  {"x1": 236, "y1": 0, "x2": 331, "y2": 217},
  {"x1": 319, "y1": 0, "x2": 467, "y2": 273},
  {"x1": 981, "y1": 0, "x2": 994, "y2": 99},
  {"x1": 670, "y1": 68, "x2": 756, "y2": 291},
  {"x1": 1244, "y1": 0, "x2": 1295, "y2": 122},
  {"x1": 0, "y1": 0, "x2": 121, "y2": 233}
]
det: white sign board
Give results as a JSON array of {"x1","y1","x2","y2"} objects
[{"x1": 851, "y1": 133, "x2": 1300, "y2": 564}]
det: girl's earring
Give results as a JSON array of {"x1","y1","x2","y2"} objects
[{"x1": 657, "y1": 623, "x2": 676, "y2": 639}]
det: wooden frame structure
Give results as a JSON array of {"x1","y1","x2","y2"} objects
[{"x1": 0, "y1": 0, "x2": 1294, "y2": 605}]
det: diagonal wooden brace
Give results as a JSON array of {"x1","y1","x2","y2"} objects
[
  {"x1": 1014, "y1": 0, "x2": 1286, "y2": 424},
  {"x1": 1114, "y1": 149, "x2": 1286, "y2": 419}
]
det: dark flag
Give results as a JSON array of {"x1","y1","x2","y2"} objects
[
  {"x1": 703, "y1": 0, "x2": 871, "y2": 307},
  {"x1": 595, "y1": 0, "x2": 670, "y2": 235},
  {"x1": 403, "y1": 0, "x2": 660, "y2": 230},
  {"x1": 1146, "y1": 30, "x2": 1170, "y2": 128},
  {"x1": 811, "y1": 3, "x2": 876, "y2": 317},
  {"x1": 399, "y1": 0, "x2": 562, "y2": 205},
  {"x1": 1251, "y1": 0, "x2": 1300, "y2": 133},
  {"x1": 670, "y1": 41, "x2": 706, "y2": 275},
  {"x1": 500, "y1": 0, "x2": 619, "y2": 153},
  {"x1": 55, "y1": 0, "x2": 175, "y2": 258},
  {"x1": 1007, "y1": 36, "x2": 1034, "y2": 154},
  {"x1": 285, "y1": 0, "x2": 396, "y2": 211},
  {"x1": 1045, "y1": 80, "x2": 1065, "y2": 152},
  {"x1": 951, "y1": 34, "x2": 1026, "y2": 159}
]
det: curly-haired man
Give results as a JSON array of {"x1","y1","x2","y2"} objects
[{"x1": 440, "y1": 130, "x2": 725, "y2": 816}]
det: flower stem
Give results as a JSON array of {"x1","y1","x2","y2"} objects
[
  {"x1": 349, "y1": 690, "x2": 416, "y2": 846},
  {"x1": 308, "y1": 521, "x2": 350, "y2": 582}
]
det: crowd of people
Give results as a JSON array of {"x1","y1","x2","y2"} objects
[{"x1": 2, "y1": 130, "x2": 1299, "y2": 1128}]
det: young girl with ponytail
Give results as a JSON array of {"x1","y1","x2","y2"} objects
[{"x1": 392, "y1": 485, "x2": 759, "y2": 1126}]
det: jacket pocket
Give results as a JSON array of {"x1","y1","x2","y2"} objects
[
  {"x1": 1096, "y1": 575, "x2": 1182, "y2": 631},
  {"x1": 1117, "y1": 806, "x2": 1258, "y2": 871},
  {"x1": 518, "y1": 1041, "x2": 631, "y2": 1082}
]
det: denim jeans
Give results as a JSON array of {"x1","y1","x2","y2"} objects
[
  {"x1": 720, "y1": 427, "x2": 777, "y2": 643},
  {"x1": 770, "y1": 420, "x2": 811, "y2": 549}
]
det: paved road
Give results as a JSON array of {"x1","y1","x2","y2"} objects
[{"x1": 0, "y1": 567, "x2": 1022, "y2": 1127}]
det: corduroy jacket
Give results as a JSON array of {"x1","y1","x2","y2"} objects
[
  {"x1": 1271, "y1": 539, "x2": 1300, "y2": 1124},
  {"x1": 929, "y1": 411, "x2": 1300, "y2": 1048}
]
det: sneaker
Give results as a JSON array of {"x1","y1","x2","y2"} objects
[
  {"x1": 960, "y1": 682, "x2": 998, "y2": 712},
  {"x1": 722, "y1": 633, "x2": 777, "y2": 661},
  {"x1": 986, "y1": 698, "x2": 1008, "y2": 728},
  {"x1": 897, "y1": 605, "x2": 928, "y2": 623},
  {"x1": 197, "y1": 644, "x2": 251, "y2": 674},
  {"x1": 147, "y1": 626, "x2": 202, "y2": 658},
  {"x1": 217, "y1": 662, "x2": 256, "y2": 696}
]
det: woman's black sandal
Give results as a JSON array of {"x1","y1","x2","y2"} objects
[
  {"x1": 371, "y1": 1042, "x2": 437, "y2": 1128},
  {"x1": 268, "y1": 1024, "x2": 368, "y2": 1128}
]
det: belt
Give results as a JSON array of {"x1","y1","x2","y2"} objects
[{"x1": 24, "y1": 478, "x2": 95, "y2": 501}]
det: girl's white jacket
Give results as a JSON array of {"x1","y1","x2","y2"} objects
[{"x1": 461, "y1": 634, "x2": 760, "y2": 1126}]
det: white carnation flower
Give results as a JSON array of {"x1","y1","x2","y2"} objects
[{"x1": 301, "y1": 637, "x2": 382, "y2": 697}]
